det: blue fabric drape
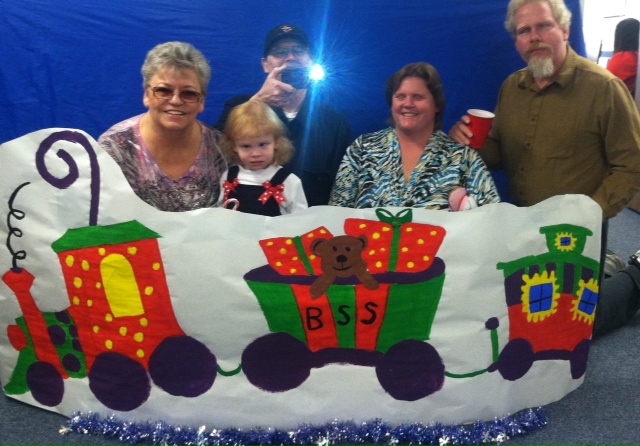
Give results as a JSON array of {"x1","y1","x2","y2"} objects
[{"x1": 0, "y1": 0, "x2": 585, "y2": 145}]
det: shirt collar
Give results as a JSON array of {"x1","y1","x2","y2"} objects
[{"x1": 553, "y1": 45, "x2": 578, "y2": 88}]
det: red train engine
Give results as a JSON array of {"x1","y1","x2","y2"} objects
[{"x1": 3, "y1": 220, "x2": 217, "y2": 411}]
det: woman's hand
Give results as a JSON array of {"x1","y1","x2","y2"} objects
[{"x1": 252, "y1": 65, "x2": 296, "y2": 108}]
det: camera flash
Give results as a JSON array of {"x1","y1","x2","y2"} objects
[{"x1": 309, "y1": 64, "x2": 325, "y2": 82}]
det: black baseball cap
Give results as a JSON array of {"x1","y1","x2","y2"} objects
[{"x1": 264, "y1": 24, "x2": 311, "y2": 57}]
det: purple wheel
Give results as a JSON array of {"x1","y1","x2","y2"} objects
[
  {"x1": 570, "y1": 339, "x2": 591, "y2": 379},
  {"x1": 89, "y1": 352, "x2": 150, "y2": 411},
  {"x1": 26, "y1": 361, "x2": 64, "y2": 406},
  {"x1": 496, "y1": 338, "x2": 534, "y2": 381},
  {"x1": 149, "y1": 336, "x2": 217, "y2": 397},
  {"x1": 376, "y1": 340, "x2": 445, "y2": 401},
  {"x1": 242, "y1": 332, "x2": 312, "y2": 392}
]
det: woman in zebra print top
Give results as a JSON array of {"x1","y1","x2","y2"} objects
[{"x1": 329, "y1": 63, "x2": 500, "y2": 210}]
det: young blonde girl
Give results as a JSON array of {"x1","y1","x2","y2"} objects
[{"x1": 219, "y1": 100, "x2": 308, "y2": 215}]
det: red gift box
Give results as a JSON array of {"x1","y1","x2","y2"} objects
[
  {"x1": 344, "y1": 209, "x2": 446, "y2": 274},
  {"x1": 259, "y1": 227, "x2": 334, "y2": 276}
]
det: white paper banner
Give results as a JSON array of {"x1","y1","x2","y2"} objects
[{"x1": 0, "y1": 129, "x2": 602, "y2": 429}]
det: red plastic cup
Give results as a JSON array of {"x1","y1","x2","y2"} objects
[{"x1": 467, "y1": 109, "x2": 495, "y2": 149}]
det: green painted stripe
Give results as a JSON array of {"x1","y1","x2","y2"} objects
[
  {"x1": 293, "y1": 236, "x2": 315, "y2": 275},
  {"x1": 52, "y1": 220, "x2": 160, "y2": 253}
]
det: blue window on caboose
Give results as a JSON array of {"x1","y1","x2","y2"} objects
[
  {"x1": 559, "y1": 236, "x2": 573, "y2": 248},
  {"x1": 529, "y1": 283, "x2": 554, "y2": 313},
  {"x1": 578, "y1": 287, "x2": 598, "y2": 316}
]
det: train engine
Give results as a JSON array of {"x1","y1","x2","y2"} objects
[{"x1": 3, "y1": 220, "x2": 217, "y2": 411}]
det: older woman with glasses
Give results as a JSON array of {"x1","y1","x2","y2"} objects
[
  {"x1": 329, "y1": 62, "x2": 500, "y2": 210},
  {"x1": 99, "y1": 41, "x2": 227, "y2": 211}
]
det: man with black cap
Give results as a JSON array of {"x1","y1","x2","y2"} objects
[{"x1": 214, "y1": 24, "x2": 351, "y2": 207}]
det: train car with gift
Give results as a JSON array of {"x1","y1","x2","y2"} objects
[
  {"x1": 243, "y1": 217, "x2": 600, "y2": 400},
  {"x1": 2, "y1": 220, "x2": 217, "y2": 411},
  {"x1": 242, "y1": 210, "x2": 450, "y2": 401},
  {"x1": 488, "y1": 224, "x2": 599, "y2": 381}
]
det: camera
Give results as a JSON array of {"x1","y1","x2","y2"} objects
[{"x1": 281, "y1": 67, "x2": 311, "y2": 89}]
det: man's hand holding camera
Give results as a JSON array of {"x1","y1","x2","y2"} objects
[{"x1": 252, "y1": 65, "x2": 297, "y2": 108}]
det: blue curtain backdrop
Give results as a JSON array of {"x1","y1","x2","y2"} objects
[{"x1": 0, "y1": 0, "x2": 584, "y2": 147}]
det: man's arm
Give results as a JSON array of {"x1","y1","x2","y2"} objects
[
  {"x1": 592, "y1": 78, "x2": 640, "y2": 219},
  {"x1": 214, "y1": 65, "x2": 299, "y2": 131},
  {"x1": 328, "y1": 115, "x2": 352, "y2": 181},
  {"x1": 449, "y1": 115, "x2": 503, "y2": 170}
]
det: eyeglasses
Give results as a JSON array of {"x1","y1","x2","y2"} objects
[
  {"x1": 149, "y1": 86, "x2": 202, "y2": 103},
  {"x1": 268, "y1": 45, "x2": 309, "y2": 58}
]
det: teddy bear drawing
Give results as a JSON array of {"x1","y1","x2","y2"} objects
[{"x1": 310, "y1": 235, "x2": 380, "y2": 299}]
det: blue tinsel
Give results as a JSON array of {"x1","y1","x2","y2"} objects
[{"x1": 61, "y1": 407, "x2": 547, "y2": 445}]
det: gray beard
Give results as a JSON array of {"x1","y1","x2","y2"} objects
[{"x1": 528, "y1": 56, "x2": 554, "y2": 80}]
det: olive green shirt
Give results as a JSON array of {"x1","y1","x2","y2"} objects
[{"x1": 481, "y1": 46, "x2": 640, "y2": 219}]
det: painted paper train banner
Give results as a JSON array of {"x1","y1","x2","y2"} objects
[{"x1": 0, "y1": 129, "x2": 603, "y2": 429}]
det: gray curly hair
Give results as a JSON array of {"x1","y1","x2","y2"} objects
[
  {"x1": 505, "y1": 0, "x2": 572, "y2": 37},
  {"x1": 141, "y1": 41, "x2": 211, "y2": 96}
]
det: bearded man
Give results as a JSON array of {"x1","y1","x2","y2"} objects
[
  {"x1": 449, "y1": 0, "x2": 640, "y2": 337},
  {"x1": 451, "y1": 0, "x2": 640, "y2": 218}
]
